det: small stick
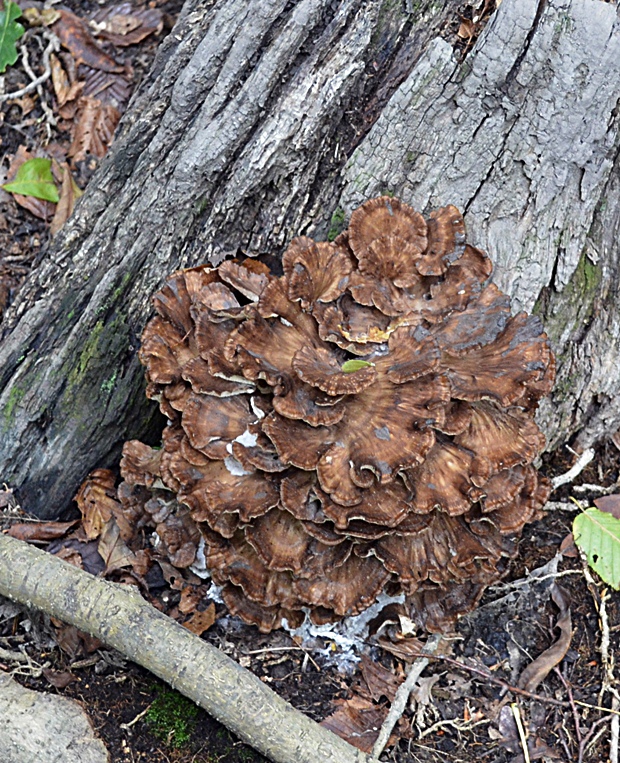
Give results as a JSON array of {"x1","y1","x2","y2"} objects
[
  {"x1": 611, "y1": 695, "x2": 619, "y2": 763},
  {"x1": 551, "y1": 448, "x2": 595, "y2": 490},
  {"x1": 0, "y1": 32, "x2": 58, "y2": 104},
  {"x1": 402, "y1": 651, "x2": 620, "y2": 715},
  {"x1": 120, "y1": 703, "x2": 153, "y2": 731},
  {"x1": 371, "y1": 634, "x2": 441, "y2": 759},
  {"x1": 511, "y1": 703, "x2": 530, "y2": 763}
]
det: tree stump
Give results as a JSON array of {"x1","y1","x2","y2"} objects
[{"x1": 1, "y1": 0, "x2": 619, "y2": 518}]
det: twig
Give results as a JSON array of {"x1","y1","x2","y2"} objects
[
  {"x1": 551, "y1": 448, "x2": 595, "y2": 490},
  {"x1": 242, "y1": 645, "x2": 321, "y2": 671},
  {"x1": 0, "y1": 645, "x2": 29, "y2": 663},
  {"x1": 573, "y1": 483, "x2": 618, "y2": 495},
  {"x1": 554, "y1": 667, "x2": 581, "y2": 749},
  {"x1": 0, "y1": 31, "x2": 58, "y2": 104},
  {"x1": 418, "y1": 716, "x2": 490, "y2": 739},
  {"x1": 120, "y1": 703, "x2": 153, "y2": 731},
  {"x1": 402, "y1": 651, "x2": 620, "y2": 715},
  {"x1": 511, "y1": 703, "x2": 530, "y2": 763},
  {"x1": 611, "y1": 695, "x2": 619, "y2": 763},
  {"x1": 371, "y1": 634, "x2": 441, "y2": 759}
]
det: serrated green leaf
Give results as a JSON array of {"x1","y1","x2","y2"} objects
[
  {"x1": 341, "y1": 359, "x2": 374, "y2": 373},
  {"x1": 2, "y1": 158, "x2": 60, "y2": 202},
  {"x1": 0, "y1": 1, "x2": 25, "y2": 73},
  {"x1": 573, "y1": 507, "x2": 620, "y2": 589}
]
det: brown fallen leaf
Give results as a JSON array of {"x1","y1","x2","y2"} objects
[
  {"x1": 75, "y1": 468, "x2": 120, "y2": 540},
  {"x1": 50, "y1": 53, "x2": 84, "y2": 111},
  {"x1": 7, "y1": 519, "x2": 79, "y2": 542},
  {"x1": 53, "y1": 546, "x2": 85, "y2": 568},
  {"x1": 321, "y1": 695, "x2": 392, "y2": 754},
  {"x1": 179, "y1": 585, "x2": 205, "y2": 615},
  {"x1": 323, "y1": 693, "x2": 410, "y2": 753},
  {"x1": 98, "y1": 517, "x2": 136, "y2": 573},
  {"x1": 90, "y1": 3, "x2": 164, "y2": 46},
  {"x1": 49, "y1": 620, "x2": 102, "y2": 658},
  {"x1": 50, "y1": 162, "x2": 83, "y2": 236},
  {"x1": 82, "y1": 67, "x2": 132, "y2": 108},
  {"x1": 43, "y1": 668, "x2": 77, "y2": 689},
  {"x1": 378, "y1": 635, "x2": 425, "y2": 662},
  {"x1": 457, "y1": 18, "x2": 475, "y2": 40},
  {"x1": 358, "y1": 654, "x2": 404, "y2": 703},
  {"x1": 559, "y1": 531, "x2": 579, "y2": 557},
  {"x1": 68, "y1": 96, "x2": 121, "y2": 162},
  {"x1": 517, "y1": 584, "x2": 572, "y2": 693},
  {"x1": 594, "y1": 493, "x2": 620, "y2": 519},
  {"x1": 52, "y1": 9, "x2": 125, "y2": 73},
  {"x1": 183, "y1": 603, "x2": 216, "y2": 635}
]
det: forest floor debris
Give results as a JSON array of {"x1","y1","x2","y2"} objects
[{"x1": 2, "y1": 441, "x2": 620, "y2": 762}]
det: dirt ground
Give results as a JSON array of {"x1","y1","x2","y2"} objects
[
  {"x1": 2, "y1": 1, "x2": 619, "y2": 762},
  {"x1": 2, "y1": 446, "x2": 619, "y2": 763}
]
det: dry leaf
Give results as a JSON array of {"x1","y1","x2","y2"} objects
[
  {"x1": 90, "y1": 3, "x2": 163, "y2": 46},
  {"x1": 179, "y1": 585, "x2": 204, "y2": 615},
  {"x1": 98, "y1": 517, "x2": 136, "y2": 573},
  {"x1": 321, "y1": 695, "x2": 391, "y2": 754},
  {"x1": 157, "y1": 559, "x2": 186, "y2": 590},
  {"x1": 68, "y1": 96, "x2": 121, "y2": 161},
  {"x1": 7, "y1": 519, "x2": 79, "y2": 542},
  {"x1": 457, "y1": 18, "x2": 475, "y2": 39},
  {"x1": 378, "y1": 635, "x2": 425, "y2": 662},
  {"x1": 559, "y1": 531, "x2": 578, "y2": 557},
  {"x1": 42, "y1": 668, "x2": 76, "y2": 688},
  {"x1": 50, "y1": 162, "x2": 83, "y2": 236},
  {"x1": 50, "y1": 53, "x2": 83, "y2": 108},
  {"x1": 54, "y1": 547, "x2": 84, "y2": 568},
  {"x1": 517, "y1": 584, "x2": 572, "y2": 692},
  {"x1": 594, "y1": 493, "x2": 620, "y2": 519},
  {"x1": 359, "y1": 654, "x2": 404, "y2": 703},
  {"x1": 183, "y1": 603, "x2": 216, "y2": 635},
  {"x1": 75, "y1": 468, "x2": 119, "y2": 540},
  {"x1": 52, "y1": 9, "x2": 125, "y2": 73},
  {"x1": 82, "y1": 67, "x2": 132, "y2": 107}
]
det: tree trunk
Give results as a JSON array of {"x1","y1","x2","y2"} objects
[{"x1": 1, "y1": 0, "x2": 619, "y2": 519}]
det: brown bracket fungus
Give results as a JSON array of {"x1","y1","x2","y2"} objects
[{"x1": 80, "y1": 197, "x2": 555, "y2": 634}]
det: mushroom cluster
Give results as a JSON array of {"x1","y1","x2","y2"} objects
[{"x1": 109, "y1": 197, "x2": 555, "y2": 633}]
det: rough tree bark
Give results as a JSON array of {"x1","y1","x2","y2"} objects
[{"x1": 1, "y1": 0, "x2": 619, "y2": 518}]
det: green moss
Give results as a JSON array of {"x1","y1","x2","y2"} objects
[
  {"x1": 145, "y1": 687, "x2": 199, "y2": 748},
  {"x1": 537, "y1": 249, "x2": 601, "y2": 346},
  {"x1": 2, "y1": 385, "x2": 26, "y2": 430},
  {"x1": 67, "y1": 320, "x2": 106, "y2": 389},
  {"x1": 100, "y1": 370, "x2": 118, "y2": 395},
  {"x1": 327, "y1": 207, "x2": 346, "y2": 242},
  {"x1": 97, "y1": 271, "x2": 133, "y2": 316}
]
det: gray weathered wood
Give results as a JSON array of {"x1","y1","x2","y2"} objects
[
  {"x1": 1, "y1": 0, "x2": 619, "y2": 518},
  {"x1": 336, "y1": 0, "x2": 620, "y2": 451},
  {"x1": 0, "y1": 533, "x2": 373, "y2": 763}
]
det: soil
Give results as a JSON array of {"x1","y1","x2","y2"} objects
[
  {"x1": 2, "y1": 444, "x2": 619, "y2": 763},
  {"x1": 2, "y1": 1, "x2": 619, "y2": 762}
]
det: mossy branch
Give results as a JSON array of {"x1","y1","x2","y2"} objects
[{"x1": 0, "y1": 533, "x2": 375, "y2": 763}]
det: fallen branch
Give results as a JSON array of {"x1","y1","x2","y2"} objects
[
  {"x1": 0, "y1": 533, "x2": 375, "y2": 763},
  {"x1": 371, "y1": 634, "x2": 442, "y2": 759}
]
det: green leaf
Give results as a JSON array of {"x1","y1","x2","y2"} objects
[
  {"x1": 3, "y1": 158, "x2": 60, "y2": 202},
  {"x1": 0, "y1": 1, "x2": 25, "y2": 73},
  {"x1": 341, "y1": 359, "x2": 374, "y2": 373},
  {"x1": 573, "y1": 507, "x2": 620, "y2": 589}
]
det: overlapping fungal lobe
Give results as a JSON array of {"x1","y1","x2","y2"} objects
[{"x1": 82, "y1": 196, "x2": 554, "y2": 634}]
